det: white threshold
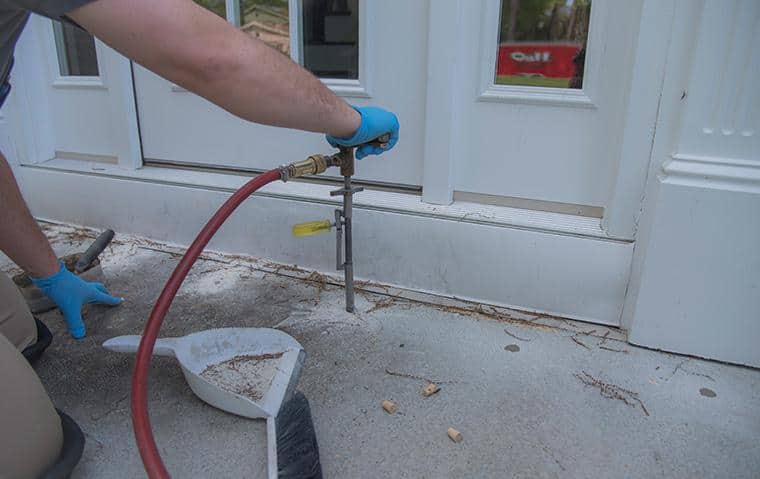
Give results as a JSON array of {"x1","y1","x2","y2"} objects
[{"x1": 24, "y1": 158, "x2": 625, "y2": 242}]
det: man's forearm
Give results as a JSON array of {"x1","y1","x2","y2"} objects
[
  {"x1": 69, "y1": 0, "x2": 361, "y2": 138},
  {"x1": 0, "y1": 153, "x2": 59, "y2": 278}
]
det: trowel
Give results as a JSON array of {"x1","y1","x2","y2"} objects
[{"x1": 104, "y1": 327, "x2": 319, "y2": 479}]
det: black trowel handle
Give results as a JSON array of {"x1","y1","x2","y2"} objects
[{"x1": 74, "y1": 229, "x2": 115, "y2": 273}]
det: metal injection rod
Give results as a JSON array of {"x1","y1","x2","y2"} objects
[
  {"x1": 342, "y1": 175, "x2": 355, "y2": 312},
  {"x1": 333, "y1": 134, "x2": 389, "y2": 312},
  {"x1": 286, "y1": 134, "x2": 390, "y2": 313},
  {"x1": 330, "y1": 148, "x2": 363, "y2": 312}
]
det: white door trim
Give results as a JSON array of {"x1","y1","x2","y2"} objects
[
  {"x1": 602, "y1": 0, "x2": 678, "y2": 239},
  {"x1": 421, "y1": 0, "x2": 463, "y2": 205}
]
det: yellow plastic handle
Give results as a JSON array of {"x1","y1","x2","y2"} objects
[{"x1": 292, "y1": 220, "x2": 332, "y2": 237}]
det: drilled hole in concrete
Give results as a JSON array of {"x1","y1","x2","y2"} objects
[
  {"x1": 504, "y1": 344, "x2": 520, "y2": 353},
  {"x1": 699, "y1": 387, "x2": 717, "y2": 398}
]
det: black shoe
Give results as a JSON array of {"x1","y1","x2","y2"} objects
[
  {"x1": 22, "y1": 318, "x2": 53, "y2": 365},
  {"x1": 39, "y1": 409, "x2": 85, "y2": 479}
]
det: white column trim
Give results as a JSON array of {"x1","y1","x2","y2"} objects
[
  {"x1": 421, "y1": 0, "x2": 463, "y2": 205},
  {"x1": 602, "y1": 0, "x2": 677, "y2": 238},
  {"x1": 662, "y1": 153, "x2": 760, "y2": 194},
  {"x1": 619, "y1": 0, "x2": 705, "y2": 329}
]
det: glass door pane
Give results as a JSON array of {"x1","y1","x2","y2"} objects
[
  {"x1": 496, "y1": 0, "x2": 591, "y2": 89},
  {"x1": 194, "y1": 0, "x2": 226, "y2": 18},
  {"x1": 239, "y1": 0, "x2": 291, "y2": 54},
  {"x1": 52, "y1": 21, "x2": 99, "y2": 76},
  {"x1": 301, "y1": 0, "x2": 358, "y2": 79}
]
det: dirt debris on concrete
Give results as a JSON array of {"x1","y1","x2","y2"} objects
[
  {"x1": 384, "y1": 368, "x2": 455, "y2": 385},
  {"x1": 600, "y1": 345, "x2": 630, "y2": 353},
  {"x1": 570, "y1": 335, "x2": 592, "y2": 350},
  {"x1": 354, "y1": 279, "x2": 391, "y2": 292},
  {"x1": 575, "y1": 371, "x2": 649, "y2": 417},
  {"x1": 39, "y1": 224, "x2": 98, "y2": 244},
  {"x1": 199, "y1": 352, "x2": 284, "y2": 402},
  {"x1": 304, "y1": 271, "x2": 330, "y2": 304},
  {"x1": 34, "y1": 224, "x2": 627, "y2": 347},
  {"x1": 663, "y1": 359, "x2": 716, "y2": 383},
  {"x1": 503, "y1": 327, "x2": 532, "y2": 342},
  {"x1": 428, "y1": 302, "x2": 562, "y2": 333},
  {"x1": 366, "y1": 297, "x2": 398, "y2": 314}
]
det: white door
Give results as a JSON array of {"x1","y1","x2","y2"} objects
[
  {"x1": 11, "y1": 15, "x2": 139, "y2": 168},
  {"x1": 134, "y1": 0, "x2": 427, "y2": 187},
  {"x1": 450, "y1": 0, "x2": 643, "y2": 213}
]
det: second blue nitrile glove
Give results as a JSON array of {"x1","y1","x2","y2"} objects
[
  {"x1": 326, "y1": 106, "x2": 400, "y2": 159},
  {"x1": 31, "y1": 261, "x2": 122, "y2": 339}
]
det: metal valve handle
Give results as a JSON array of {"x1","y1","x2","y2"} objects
[{"x1": 370, "y1": 133, "x2": 391, "y2": 149}]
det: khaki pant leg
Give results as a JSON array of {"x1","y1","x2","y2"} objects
[
  {"x1": 0, "y1": 333, "x2": 63, "y2": 479},
  {"x1": 0, "y1": 273, "x2": 36, "y2": 351}
]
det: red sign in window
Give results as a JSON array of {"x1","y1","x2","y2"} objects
[{"x1": 497, "y1": 43, "x2": 582, "y2": 80}]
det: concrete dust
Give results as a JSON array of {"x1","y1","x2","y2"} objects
[
  {"x1": 180, "y1": 266, "x2": 241, "y2": 296},
  {"x1": 277, "y1": 291, "x2": 378, "y2": 333}
]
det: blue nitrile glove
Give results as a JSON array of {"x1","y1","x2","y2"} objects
[
  {"x1": 31, "y1": 261, "x2": 122, "y2": 339},
  {"x1": 326, "y1": 106, "x2": 400, "y2": 159}
]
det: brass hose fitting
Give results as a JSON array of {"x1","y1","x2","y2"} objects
[
  {"x1": 280, "y1": 154, "x2": 328, "y2": 181},
  {"x1": 279, "y1": 133, "x2": 389, "y2": 181},
  {"x1": 279, "y1": 150, "x2": 352, "y2": 182}
]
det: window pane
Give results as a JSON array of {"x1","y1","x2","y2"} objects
[
  {"x1": 52, "y1": 21, "x2": 99, "y2": 76},
  {"x1": 302, "y1": 0, "x2": 358, "y2": 80},
  {"x1": 194, "y1": 0, "x2": 226, "y2": 18},
  {"x1": 496, "y1": 0, "x2": 591, "y2": 89},
  {"x1": 239, "y1": 0, "x2": 291, "y2": 55}
]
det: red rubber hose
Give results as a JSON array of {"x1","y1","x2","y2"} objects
[{"x1": 131, "y1": 169, "x2": 282, "y2": 478}]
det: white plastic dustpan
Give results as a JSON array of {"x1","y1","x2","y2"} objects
[{"x1": 103, "y1": 327, "x2": 304, "y2": 419}]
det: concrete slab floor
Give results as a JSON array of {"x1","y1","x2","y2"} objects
[{"x1": 2, "y1": 223, "x2": 759, "y2": 478}]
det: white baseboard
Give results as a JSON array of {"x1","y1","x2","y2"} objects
[
  {"x1": 17, "y1": 164, "x2": 634, "y2": 325},
  {"x1": 628, "y1": 169, "x2": 760, "y2": 368}
]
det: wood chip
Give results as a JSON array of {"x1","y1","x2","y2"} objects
[
  {"x1": 422, "y1": 382, "x2": 440, "y2": 397},
  {"x1": 381, "y1": 400, "x2": 397, "y2": 414},
  {"x1": 447, "y1": 427, "x2": 463, "y2": 443}
]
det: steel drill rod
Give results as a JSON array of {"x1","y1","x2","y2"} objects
[{"x1": 343, "y1": 175, "x2": 355, "y2": 312}]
